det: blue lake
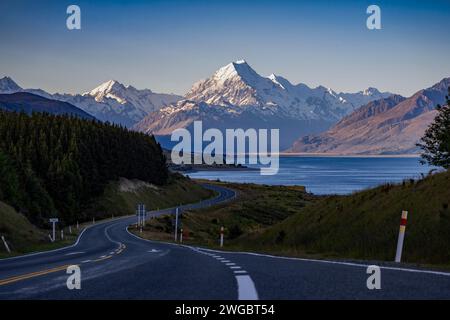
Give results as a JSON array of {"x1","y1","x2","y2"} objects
[{"x1": 186, "y1": 156, "x2": 436, "y2": 195}]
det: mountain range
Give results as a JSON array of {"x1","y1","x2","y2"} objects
[
  {"x1": 290, "y1": 77, "x2": 450, "y2": 154},
  {"x1": 2, "y1": 63, "x2": 447, "y2": 155},
  {"x1": 0, "y1": 77, "x2": 182, "y2": 127},
  {"x1": 134, "y1": 60, "x2": 392, "y2": 149}
]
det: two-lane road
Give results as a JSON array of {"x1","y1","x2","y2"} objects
[{"x1": 1, "y1": 184, "x2": 450, "y2": 299}]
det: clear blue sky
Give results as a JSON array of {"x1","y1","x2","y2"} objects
[{"x1": 0, "y1": 0, "x2": 449, "y2": 96}]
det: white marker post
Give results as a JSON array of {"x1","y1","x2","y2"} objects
[
  {"x1": 395, "y1": 210, "x2": 408, "y2": 263},
  {"x1": 49, "y1": 218, "x2": 59, "y2": 242},
  {"x1": 180, "y1": 228, "x2": 183, "y2": 243},
  {"x1": 142, "y1": 204, "x2": 146, "y2": 227},
  {"x1": 136, "y1": 207, "x2": 139, "y2": 227},
  {"x1": 76, "y1": 221, "x2": 79, "y2": 230},
  {"x1": 61, "y1": 229, "x2": 64, "y2": 240},
  {"x1": 69, "y1": 225, "x2": 72, "y2": 234},
  {"x1": 92, "y1": 217, "x2": 95, "y2": 224},
  {"x1": 220, "y1": 226, "x2": 224, "y2": 247},
  {"x1": 1, "y1": 236, "x2": 11, "y2": 253},
  {"x1": 174, "y1": 207, "x2": 179, "y2": 242}
]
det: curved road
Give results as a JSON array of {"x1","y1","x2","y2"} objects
[{"x1": 1, "y1": 184, "x2": 450, "y2": 299}]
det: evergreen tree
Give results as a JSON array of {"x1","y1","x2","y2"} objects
[{"x1": 418, "y1": 87, "x2": 450, "y2": 169}]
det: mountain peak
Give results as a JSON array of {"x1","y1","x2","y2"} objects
[
  {"x1": 0, "y1": 76, "x2": 22, "y2": 93},
  {"x1": 86, "y1": 79, "x2": 126, "y2": 96},
  {"x1": 363, "y1": 87, "x2": 381, "y2": 96},
  {"x1": 213, "y1": 60, "x2": 259, "y2": 84}
]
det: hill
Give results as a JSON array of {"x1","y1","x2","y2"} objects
[
  {"x1": 0, "y1": 201, "x2": 44, "y2": 256},
  {"x1": 291, "y1": 78, "x2": 450, "y2": 154},
  {"x1": 241, "y1": 169, "x2": 450, "y2": 265},
  {"x1": 0, "y1": 92, "x2": 95, "y2": 120}
]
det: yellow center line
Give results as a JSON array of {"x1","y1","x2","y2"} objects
[
  {"x1": 0, "y1": 264, "x2": 73, "y2": 286},
  {"x1": 93, "y1": 255, "x2": 112, "y2": 262},
  {"x1": 0, "y1": 243, "x2": 127, "y2": 286}
]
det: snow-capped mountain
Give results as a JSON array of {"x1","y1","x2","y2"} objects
[
  {"x1": 134, "y1": 60, "x2": 393, "y2": 149},
  {"x1": 0, "y1": 77, "x2": 182, "y2": 127},
  {"x1": 0, "y1": 77, "x2": 22, "y2": 93},
  {"x1": 82, "y1": 80, "x2": 182, "y2": 124}
]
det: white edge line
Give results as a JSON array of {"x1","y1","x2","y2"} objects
[
  {"x1": 197, "y1": 248, "x2": 450, "y2": 277},
  {"x1": 0, "y1": 215, "x2": 134, "y2": 262}
]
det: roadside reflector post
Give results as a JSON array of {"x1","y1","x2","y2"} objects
[
  {"x1": 49, "y1": 218, "x2": 59, "y2": 242},
  {"x1": 69, "y1": 225, "x2": 72, "y2": 234},
  {"x1": 92, "y1": 217, "x2": 95, "y2": 224},
  {"x1": 61, "y1": 229, "x2": 64, "y2": 240},
  {"x1": 142, "y1": 204, "x2": 146, "y2": 227},
  {"x1": 136, "y1": 207, "x2": 139, "y2": 227},
  {"x1": 220, "y1": 226, "x2": 224, "y2": 247},
  {"x1": 174, "y1": 207, "x2": 179, "y2": 242},
  {"x1": 180, "y1": 228, "x2": 183, "y2": 243},
  {"x1": 395, "y1": 210, "x2": 408, "y2": 263},
  {"x1": 1, "y1": 236, "x2": 11, "y2": 253},
  {"x1": 76, "y1": 221, "x2": 79, "y2": 230}
]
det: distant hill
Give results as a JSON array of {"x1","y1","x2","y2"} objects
[
  {"x1": 290, "y1": 77, "x2": 450, "y2": 154},
  {"x1": 0, "y1": 92, "x2": 95, "y2": 120}
]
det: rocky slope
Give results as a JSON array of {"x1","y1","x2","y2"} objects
[{"x1": 290, "y1": 78, "x2": 450, "y2": 154}]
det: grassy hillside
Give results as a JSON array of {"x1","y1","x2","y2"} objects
[
  {"x1": 242, "y1": 170, "x2": 450, "y2": 265},
  {"x1": 87, "y1": 174, "x2": 215, "y2": 219},
  {"x1": 0, "y1": 200, "x2": 81, "y2": 258},
  {"x1": 136, "y1": 181, "x2": 315, "y2": 246},
  {"x1": 0, "y1": 201, "x2": 44, "y2": 254}
]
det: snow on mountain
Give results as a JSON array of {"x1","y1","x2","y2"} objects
[
  {"x1": 0, "y1": 77, "x2": 182, "y2": 127},
  {"x1": 0, "y1": 77, "x2": 22, "y2": 94},
  {"x1": 135, "y1": 60, "x2": 393, "y2": 149},
  {"x1": 78, "y1": 79, "x2": 182, "y2": 125}
]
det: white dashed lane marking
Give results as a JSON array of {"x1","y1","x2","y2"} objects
[{"x1": 191, "y1": 247, "x2": 259, "y2": 300}]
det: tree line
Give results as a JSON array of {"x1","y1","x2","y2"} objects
[{"x1": 0, "y1": 111, "x2": 168, "y2": 226}]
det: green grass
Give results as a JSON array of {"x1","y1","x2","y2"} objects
[
  {"x1": 241, "y1": 170, "x2": 450, "y2": 265},
  {"x1": 87, "y1": 174, "x2": 215, "y2": 219},
  {"x1": 137, "y1": 181, "x2": 315, "y2": 247},
  {"x1": 0, "y1": 201, "x2": 45, "y2": 255},
  {"x1": 0, "y1": 200, "x2": 84, "y2": 258}
]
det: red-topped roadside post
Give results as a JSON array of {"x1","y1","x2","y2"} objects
[{"x1": 395, "y1": 210, "x2": 408, "y2": 262}]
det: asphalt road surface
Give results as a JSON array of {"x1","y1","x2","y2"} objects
[{"x1": 1, "y1": 184, "x2": 450, "y2": 300}]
